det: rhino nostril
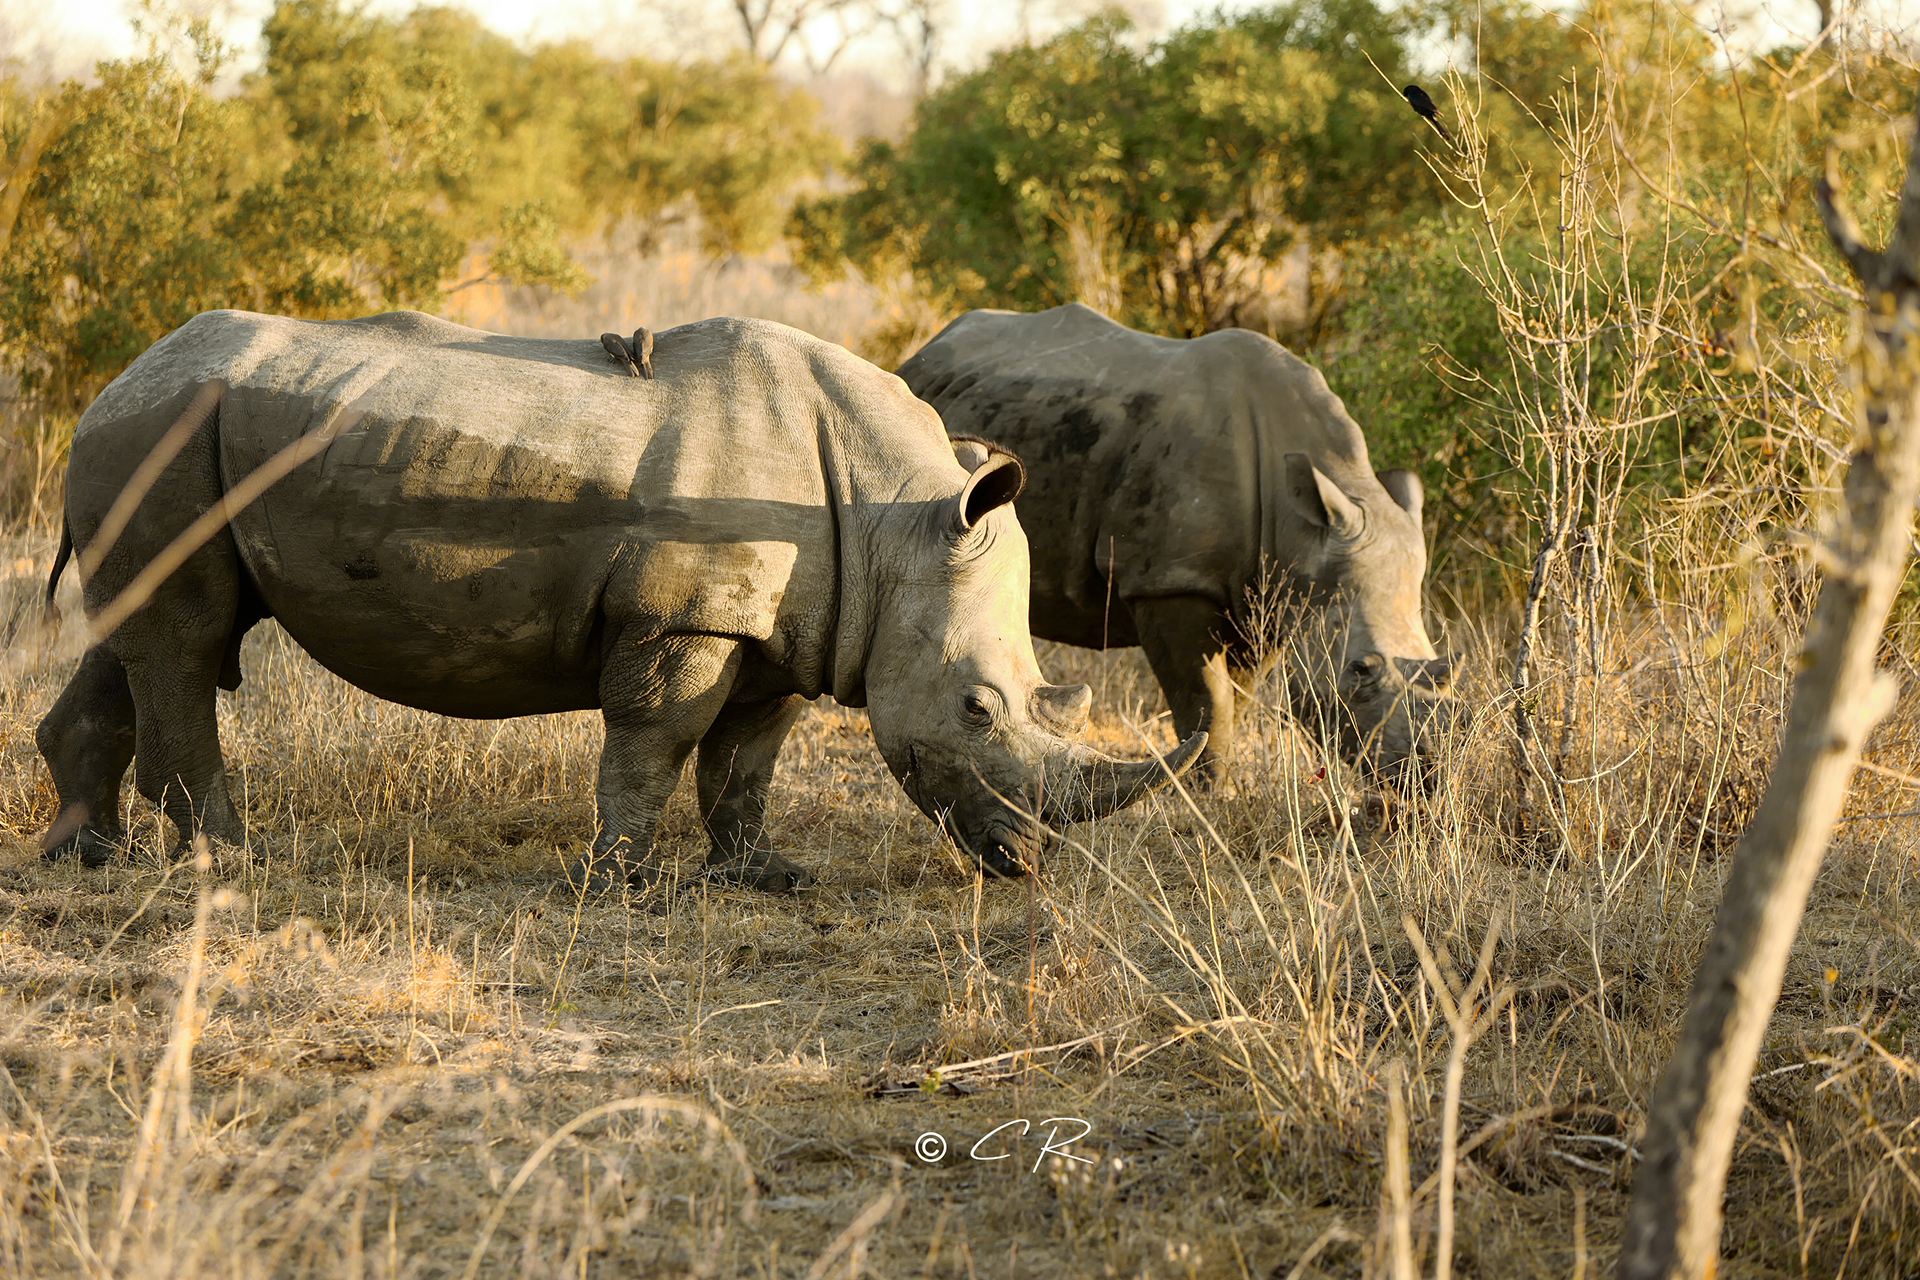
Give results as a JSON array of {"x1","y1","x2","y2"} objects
[{"x1": 1389, "y1": 655, "x2": 1455, "y2": 691}]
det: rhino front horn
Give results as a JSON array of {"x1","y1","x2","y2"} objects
[{"x1": 1042, "y1": 729, "x2": 1208, "y2": 826}]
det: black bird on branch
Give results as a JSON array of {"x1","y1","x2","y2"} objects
[{"x1": 1402, "y1": 84, "x2": 1452, "y2": 144}]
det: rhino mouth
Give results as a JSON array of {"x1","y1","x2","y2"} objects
[
  {"x1": 1353, "y1": 700, "x2": 1454, "y2": 793},
  {"x1": 943, "y1": 812, "x2": 1044, "y2": 879},
  {"x1": 966, "y1": 825, "x2": 1035, "y2": 878},
  {"x1": 1373, "y1": 745, "x2": 1442, "y2": 794}
]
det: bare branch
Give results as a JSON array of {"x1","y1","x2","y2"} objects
[
  {"x1": 1816, "y1": 146, "x2": 1882, "y2": 284},
  {"x1": 730, "y1": 0, "x2": 868, "y2": 70}
]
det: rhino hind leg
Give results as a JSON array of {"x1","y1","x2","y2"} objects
[
  {"x1": 572, "y1": 631, "x2": 744, "y2": 896},
  {"x1": 37, "y1": 645, "x2": 138, "y2": 866},
  {"x1": 1130, "y1": 595, "x2": 1239, "y2": 793},
  {"x1": 124, "y1": 657, "x2": 247, "y2": 853},
  {"x1": 696, "y1": 693, "x2": 811, "y2": 892},
  {"x1": 101, "y1": 542, "x2": 252, "y2": 854}
]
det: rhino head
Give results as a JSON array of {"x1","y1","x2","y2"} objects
[
  {"x1": 1280, "y1": 453, "x2": 1455, "y2": 780},
  {"x1": 864, "y1": 443, "x2": 1206, "y2": 876}
]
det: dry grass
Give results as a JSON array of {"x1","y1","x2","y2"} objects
[
  {"x1": 1, "y1": 494, "x2": 1917, "y2": 1277},
  {"x1": 1, "y1": 214, "x2": 1917, "y2": 1279}
]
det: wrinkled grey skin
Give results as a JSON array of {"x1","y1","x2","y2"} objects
[
  {"x1": 37, "y1": 309, "x2": 1202, "y2": 887},
  {"x1": 898, "y1": 303, "x2": 1452, "y2": 789}
]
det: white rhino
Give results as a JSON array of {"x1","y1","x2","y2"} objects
[
  {"x1": 37, "y1": 310, "x2": 1202, "y2": 889},
  {"x1": 897, "y1": 304, "x2": 1452, "y2": 789}
]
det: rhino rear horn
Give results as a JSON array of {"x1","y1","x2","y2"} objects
[
  {"x1": 1032, "y1": 682, "x2": 1092, "y2": 734},
  {"x1": 1377, "y1": 468, "x2": 1423, "y2": 521},
  {"x1": 1042, "y1": 729, "x2": 1207, "y2": 825},
  {"x1": 1285, "y1": 453, "x2": 1362, "y2": 537}
]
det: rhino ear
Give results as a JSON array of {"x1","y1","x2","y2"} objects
[
  {"x1": 1285, "y1": 452, "x2": 1362, "y2": 537},
  {"x1": 1377, "y1": 468, "x2": 1423, "y2": 521},
  {"x1": 955, "y1": 451, "x2": 1025, "y2": 531}
]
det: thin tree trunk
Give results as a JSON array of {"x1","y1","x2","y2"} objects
[
  {"x1": 1511, "y1": 516, "x2": 1564, "y2": 833},
  {"x1": 1618, "y1": 106, "x2": 1920, "y2": 1279}
]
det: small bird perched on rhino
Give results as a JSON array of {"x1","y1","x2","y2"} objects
[
  {"x1": 600, "y1": 328, "x2": 655, "y2": 378},
  {"x1": 1402, "y1": 84, "x2": 1452, "y2": 143}
]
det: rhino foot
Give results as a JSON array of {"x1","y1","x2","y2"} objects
[
  {"x1": 1190, "y1": 771, "x2": 1238, "y2": 801},
  {"x1": 704, "y1": 847, "x2": 814, "y2": 893},
  {"x1": 568, "y1": 844, "x2": 672, "y2": 897},
  {"x1": 168, "y1": 830, "x2": 263, "y2": 867},
  {"x1": 43, "y1": 825, "x2": 122, "y2": 869}
]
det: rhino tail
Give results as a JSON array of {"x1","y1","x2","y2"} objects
[{"x1": 43, "y1": 519, "x2": 72, "y2": 625}]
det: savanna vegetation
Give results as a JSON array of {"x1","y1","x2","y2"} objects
[
  {"x1": 2, "y1": 0, "x2": 1919, "y2": 1276},
  {"x1": 0, "y1": 0, "x2": 837, "y2": 411}
]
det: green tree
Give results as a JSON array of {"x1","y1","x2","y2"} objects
[
  {"x1": 791, "y1": 4, "x2": 1442, "y2": 341},
  {"x1": 558, "y1": 50, "x2": 841, "y2": 256},
  {"x1": 0, "y1": 0, "x2": 838, "y2": 408},
  {"x1": 0, "y1": 23, "x2": 248, "y2": 399},
  {"x1": 234, "y1": 0, "x2": 475, "y2": 317},
  {"x1": 1317, "y1": 0, "x2": 1920, "y2": 569}
]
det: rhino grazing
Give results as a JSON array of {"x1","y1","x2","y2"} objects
[
  {"x1": 898, "y1": 303, "x2": 1452, "y2": 790},
  {"x1": 36, "y1": 309, "x2": 1202, "y2": 889}
]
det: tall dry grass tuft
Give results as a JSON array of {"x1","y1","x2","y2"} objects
[{"x1": 0, "y1": 389, "x2": 68, "y2": 542}]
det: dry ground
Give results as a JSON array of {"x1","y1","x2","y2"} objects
[
  {"x1": 2, "y1": 517, "x2": 1918, "y2": 1280},
  {"x1": 1, "y1": 235, "x2": 1916, "y2": 1278}
]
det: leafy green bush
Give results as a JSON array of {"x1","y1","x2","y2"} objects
[
  {"x1": 1315, "y1": 214, "x2": 1758, "y2": 574},
  {"x1": 2, "y1": 27, "x2": 253, "y2": 397},
  {"x1": 1312, "y1": 219, "x2": 1509, "y2": 560},
  {"x1": 0, "y1": 1, "x2": 836, "y2": 407},
  {"x1": 791, "y1": 3, "x2": 1442, "y2": 341}
]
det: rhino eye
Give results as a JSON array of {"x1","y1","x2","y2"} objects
[{"x1": 962, "y1": 692, "x2": 992, "y2": 722}]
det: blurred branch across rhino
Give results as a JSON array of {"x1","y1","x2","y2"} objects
[
  {"x1": 73, "y1": 380, "x2": 226, "y2": 593},
  {"x1": 80, "y1": 393, "x2": 369, "y2": 647}
]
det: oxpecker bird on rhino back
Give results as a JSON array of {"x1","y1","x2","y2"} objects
[
  {"x1": 897, "y1": 303, "x2": 1453, "y2": 789},
  {"x1": 37, "y1": 309, "x2": 1202, "y2": 888}
]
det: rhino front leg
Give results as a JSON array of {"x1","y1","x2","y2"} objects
[
  {"x1": 1129, "y1": 594, "x2": 1238, "y2": 792},
  {"x1": 573, "y1": 631, "x2": 743, "y2": 895},
  {"x1": 36, "y1": 645, "x2": 137, "y2": 866},
  {"x1": 697, "y1": 693, "x2": 811, "y2": 892}
]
